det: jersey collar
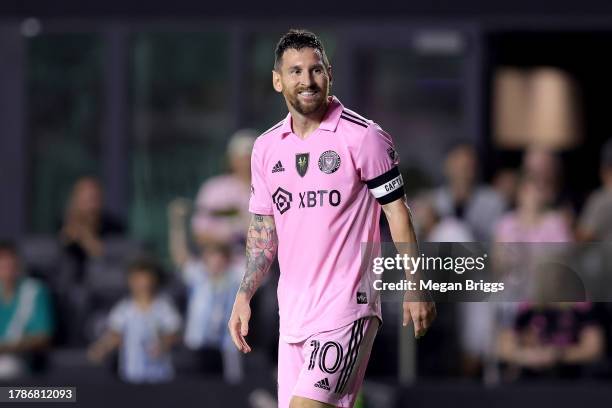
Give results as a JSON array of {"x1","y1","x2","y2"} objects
[
  {"x1": 279, "y1": 95, "x2": 344, "y2": 138},
  {"x1": 319, "y1": 96, "x2": 344, "y2": 132}
]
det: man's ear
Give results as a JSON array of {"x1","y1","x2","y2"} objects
[
  {"x1": 272, "y1": 70, "x2": 283, "y2": 93},
  {"x1": 327, "y1": 65, "x2": 333, "y2": 87}
]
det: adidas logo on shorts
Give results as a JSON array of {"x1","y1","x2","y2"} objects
[
  {"x1": 314, "y1": 377, "x2": 331, "y2": 391},
  {"x1": 272, "y1": 160, "x2": 285, "y2": 173}
]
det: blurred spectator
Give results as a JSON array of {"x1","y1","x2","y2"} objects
[
  {"x1": 492, "y1": 168, "x2": 519, "y2": 209},
  {"x1": 429, "y1": 142, "x2": 506, "y2": 241},
  {"x1": 577, "y1": 139, "x2": 612, "y2": 241},
  {"x1": 411, "y1": 195, "x2": 474, "y2": 242},
  {"x1": 492, "y1": 174, "x2": 578, "y2": 382},
  {"x1": 0, "y1": 242, "x2": 53, "y2": 379},
  {"x1": 522, "y1": 148, "x2": 562, "y2": 208},
  {"x1": 522, "y1": 147, "x2": 574, "y2": 230},
  {"x1": 59, "y1": 177, "x2": 125, "y2": 281},
  {"x1": 191, "y1": 129, "x2": 257, "y2": 251},
  {"x1": 497, "y1": 301, "x2": 604, "y2": 380},
  {"x1": 168, "y1": 198, "x2": 242, "y2": 383},
  {"x1": 88, "y1": 257, "x2": 181, "y2": 383},
  {"x1": 495, "y1": 173, "x2": 572, "y2": 243},
  {"x1": 411, "y1": 197, "x2": 490, "y2": 378}
]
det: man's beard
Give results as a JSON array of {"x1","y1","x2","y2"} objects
[{"x1": 286, "y1": 85, "x2": 329, "y2": 115}]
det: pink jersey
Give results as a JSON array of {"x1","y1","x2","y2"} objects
[{"x1": 249, "y1": 96, "x2": 404, "y2": 342}]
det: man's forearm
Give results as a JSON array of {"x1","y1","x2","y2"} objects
[
  {"x1": 383, "y1": 199, "x2": 419, "y2": 270},
  {"x1": 382, "y1": 199, "x2": 431, "y2": 300},
  {"x1": 238, "y1": 214, "x2": 278, "y2": 300},
  {"x1": 387, "y1": 201, "x2": 418, "y2": 248},
  {"x1": 0, "y1": 334, "x2": 50, "y2": 354}
]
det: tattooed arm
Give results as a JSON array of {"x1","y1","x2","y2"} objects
[{"x1": 228, "y1": 213, "x2": 278, "y2": 353}]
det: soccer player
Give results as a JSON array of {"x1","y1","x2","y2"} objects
[{"x1": 228, "y1": 29, "x2": 436, "y2": 408}]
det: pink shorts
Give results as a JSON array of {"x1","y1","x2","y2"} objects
[{"x1": 277, "y1": 316, "x2": 380, "y2": 408}]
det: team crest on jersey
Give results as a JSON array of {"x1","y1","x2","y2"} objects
[
  {"x1": 318, "y1": 150, "x2": 341, "y2": 174},
  {"x1": 296, "y1": 153, "x2": 309, "y2": 177}
]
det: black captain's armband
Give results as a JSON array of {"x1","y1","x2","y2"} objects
[{"x1": 366, "y1": 167, "x2": 405, "y2": 205}]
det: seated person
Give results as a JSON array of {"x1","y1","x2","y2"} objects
[
  {"x1": 59, "y1": 177, "x2": 125, "y2": 281},
  {"x1": 497, "y1": 301, "x2": 604, "y2": 380},
  {"x1": 577, "y1": 138, "x2": 612, "y2": 241},
  {"x1": 88, "y1": 257, "x2": 181, "y2": 383},
  {"x1": 0, "y1": 242, "x2": 54, "y2": 379}
]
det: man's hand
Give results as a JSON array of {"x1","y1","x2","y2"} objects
[
  {"x1": 228, "y1": 294, "x2": 252, "y2": 353},
  {"x1": 517, "y1": 346, "x2": 558, "y2": 369},
  {"x1": 403, "y1": 301, "x2": 436, "y2": 338}
]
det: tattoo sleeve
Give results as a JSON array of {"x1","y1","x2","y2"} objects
[{"x1": 239, "y1": 214, "x2": 278, "y2": 299}]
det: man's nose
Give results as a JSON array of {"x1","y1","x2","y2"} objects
[{"x1": 300, "y1": 71, "x2": 315, "y2": 87}]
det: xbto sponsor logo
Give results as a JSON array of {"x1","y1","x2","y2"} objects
[
  {"x1": 273, "y1": 188, "x2": 342, "y2": 213},
  {"x1": 298, "y1": 190, "x2": 341, "y2": 208}
]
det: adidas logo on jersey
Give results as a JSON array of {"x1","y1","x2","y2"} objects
[
  {"x1": 314, "y1": 378, "x2": 331, "y2": 391},
  {"x1": 272, "y1": 160, "x2": 285, "y2": 173}
]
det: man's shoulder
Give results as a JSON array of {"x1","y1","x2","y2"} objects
[
  {"x1": 18, "y1": 277, "x2": 48, "y2": 299},
  {"x1": 586, "y1": 188, "x2": 612, "y2": 208},
  {"x1": 337, "y1": 106, "x2": 374, "y2": 134}
]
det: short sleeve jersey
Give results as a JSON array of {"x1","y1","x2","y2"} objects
[
  {"x1": 249, "y1": 96, "x2": 405, "y2": 342},
  {"x1": 108, "y1": 296, "x2": 181, "y2": 383}
]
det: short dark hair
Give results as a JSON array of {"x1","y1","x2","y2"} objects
[
  {"x1": 127, "y1": 256, "x2": 164, "y2": 289},
  {"x1": 443, "y1": 139, "x2": 475, "y2": 157},
  {"x1": 0, "y1": 241, "x2": 18, "y2": 258},
  {"x1": 274, "y1": 29, "x2": 330, "y2": 71}
]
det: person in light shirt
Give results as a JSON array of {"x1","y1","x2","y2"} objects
[
  {"x1": 88, "y1": 257, "x2": 181, "y2": 383},
  {"x1": 227, "y1": 29, "x2": 436, "y2": 408}
]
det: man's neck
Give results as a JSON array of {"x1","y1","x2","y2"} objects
[{"x1": 288, "y1": 98, "x2": 330, "y2": 139}]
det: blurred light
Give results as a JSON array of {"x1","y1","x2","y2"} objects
[
  {"x1": 494, "y1": 67, "x2": 581, "y2": 150},
  {"x1": 21, "y1": 18, "x2": 42, "y2": 37},
  {"x1": 412, "y1": 30, "x2": 464, "y2": 55},
  {"x1": 494, "y1": 68, "x2": 528, "y2": 149}
]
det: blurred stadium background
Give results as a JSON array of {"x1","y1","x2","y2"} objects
[{"x1": 2, "y1": 1, "x2": 612, "y2": 407}]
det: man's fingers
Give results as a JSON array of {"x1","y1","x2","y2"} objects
[
  {"x1": 237, "y1": 315, "x2": 251, "y2": 353},
  {"x1": 413, "y1": 317, "x2": 425, "y2": 338},
  {"x1": 241, "y1": 315, "x2": 249, "y2": 337},
  {"x1": 228, "y1": 318, "x2": 243, "y2": 351},
  {"x1": 403, "y1": 302, "x2": 436, "y2": 338},
  {"x1": 403, "y1": 304, "x2": 412, "y2": 327}
]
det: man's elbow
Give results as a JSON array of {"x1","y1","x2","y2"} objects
[{"x1": 382, "y1": 199, "x2": 411, "y2": 224}]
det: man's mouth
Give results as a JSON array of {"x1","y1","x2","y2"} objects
[
  {"x1": 298, "y1": 89, "x2": 319, "y2": 96},
  {"x1": 298, "y1": 90, "x2": 319, "y2": 100}
]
